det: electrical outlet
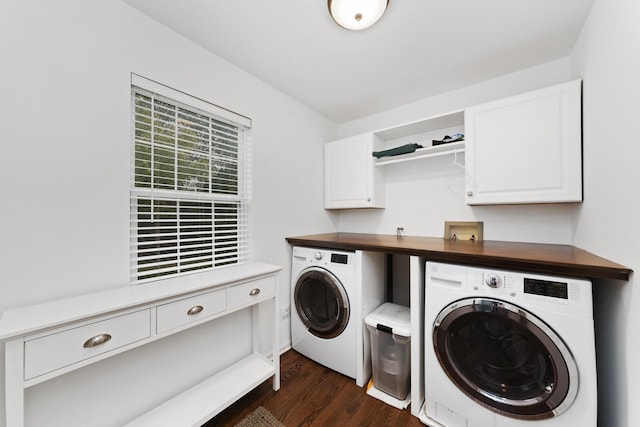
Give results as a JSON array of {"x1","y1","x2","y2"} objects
[{"x1": 280, "y1": 306, "x2": 290, "y2": 320}]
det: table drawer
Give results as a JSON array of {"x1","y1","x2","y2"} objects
[
  {"x1": 228, "y1": 276, "x2": 276, "y2": 310},
  {"x1": 24, "y1": 309, "x2": 151, "y2": 380},
  {"x1": 156, "y1": 288, "x2": 227, "y2": 334}
]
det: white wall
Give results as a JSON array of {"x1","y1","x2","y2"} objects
[
  {"x1": 336, "y1": 59, "x2": 578, "y2": 245},
  {"x1": 569, "y1": 0, "x2": 640, "y2": 426},
  {"x1": 0, "y1": 1, "x2": 337, "y2": 426}
]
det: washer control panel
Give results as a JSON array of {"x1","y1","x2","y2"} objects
[
  {"x1": 524, "y1": 278, "x2": 569, "y2": 299},
  {"x1": 427, "y1": 262, "x2": 592, "y2": 318},
  {"x1": 293, "y1": 246, "x2": 353, "y2": 269},
  {"x1": 469, "y1": 270, "x2": 518, "y2": 297},
  {"x1": 485, "y1": 273, "x2": 501, "y2": 288},
  {"x1": 330, "y1": 253, "x2": 349, "y2": 264},
  {"x1": 468, "y1": 269, "x2": 575, "y2": 303}
]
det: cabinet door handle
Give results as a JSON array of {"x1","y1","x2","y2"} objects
[
  {"x1": 83, "y1": 333, "x2": 112, "y2": 348},
  {"x1": 187, "y1": 305, "x2": 204, "y2": 316},
  {"x1": 467, "y1": 191, "x2": 473, "y2": 197},
  {"x1": 249, "y1": 288, "x2": 261, "y2": 296}
]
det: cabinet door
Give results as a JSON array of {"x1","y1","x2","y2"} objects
[
  {"x1": 324, "y1": 133, "x2": 384, "y2": 209},
  {"x1": 465, "y1": 80, "x2": 582, "y2": 205}
]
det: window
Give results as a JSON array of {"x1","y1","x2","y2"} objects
[{"x1": 130, "y1": 75, "x2": 252, "y2": 283}]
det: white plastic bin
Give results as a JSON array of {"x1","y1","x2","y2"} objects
[{"x1": 365, "y1": 302, "x2": 411, "y2": 400}]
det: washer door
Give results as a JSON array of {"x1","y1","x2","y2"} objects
[
  {"x1": 433, "y1": 298, "x2": 578, "y2": 420},
  {"x1": 294, "y1": 267, "x2": 350, "y2": 339}
]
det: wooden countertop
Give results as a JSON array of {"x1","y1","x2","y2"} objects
[{"x1": 286, "y1": 233, "x2": 632, "y2": 281}]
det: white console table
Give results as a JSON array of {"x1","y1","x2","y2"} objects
[{"x1": 0, "y1": 262, "x2": 281, "y2": 427}]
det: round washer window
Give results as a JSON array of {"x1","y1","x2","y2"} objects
[
  {"x1": 294, "y1": 267, "x2": 350, "y2": 339},
  {"x1": 433, "y1": 298, "x2": 578, "y2": 420}
]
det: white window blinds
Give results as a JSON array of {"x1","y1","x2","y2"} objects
[{"x1": 130, "y1": 76, "x2": 252, "y2": 283}]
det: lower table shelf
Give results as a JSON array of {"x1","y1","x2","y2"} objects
[{"x1": 126, "y1": 354, "x2": 276, "y2": 427}]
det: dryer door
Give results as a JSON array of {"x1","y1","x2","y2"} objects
[
  {"x1": 433, "y1": 298, "x2": 578, "y2": 420},
  {"x1": 294, "y1": 267, "x2": 350, "y2": 339}
]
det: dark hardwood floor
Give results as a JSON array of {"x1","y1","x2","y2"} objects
[{"x1": 204, "y1": 350, "x2": 424, "y2": 426}]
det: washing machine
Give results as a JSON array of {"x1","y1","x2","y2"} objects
[
  {"x1": 291, "y1": 246, "x2": 385, "y2": 387},
  {"x1": 421, "y1": 262, "x2": 597, "y2": 427}
]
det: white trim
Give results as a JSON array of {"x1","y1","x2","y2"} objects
[
  {"x1": 130, "y1": 188, "x2": 241, "y2": 203},
  {"x1": 131, "y1": 73, "x2": 251, "y2": 129}
]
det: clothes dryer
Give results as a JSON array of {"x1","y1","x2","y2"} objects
[
  {"x1": 291, "y1": 246, "x2": 385, "y2": 387},
  {"x1": 421, "y1": 262, "x2": 597, "y2": 427}
]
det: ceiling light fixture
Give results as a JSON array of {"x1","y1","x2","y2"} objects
[{"x1": 328, "y1": 0, "x2": 389, "y2": 31}]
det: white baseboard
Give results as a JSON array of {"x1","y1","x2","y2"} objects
[{"x1": 279, "y1": 342, "x2": 292, "y2": 355}]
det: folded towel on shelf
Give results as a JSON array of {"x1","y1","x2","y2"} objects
[
  {"x1": 432, "y1": 133, "x2": 464, "y2": 146},
  {"x1": 372, "y1": 143, "x2": 423, "y2": 159}
]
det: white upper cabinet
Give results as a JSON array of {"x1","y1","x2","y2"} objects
[
  {"x1": 464, "y1": 80, "x2": 583, "y2": 205},
  {"x1": 324, "y1": 133, "x2": 385, "y2": 209}
]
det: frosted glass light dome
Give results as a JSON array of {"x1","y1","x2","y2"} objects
[{"x1": 328, "y1": 0, "x2": 389, "y2": 30}]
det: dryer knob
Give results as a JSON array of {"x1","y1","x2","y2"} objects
[
  {"x1": 485, "y1": 274, "x2": 501, "y2": 288},
  {"x1": 314, "y1": 251, "x2": 323, "y2": 261}
]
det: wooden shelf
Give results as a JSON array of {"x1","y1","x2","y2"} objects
[
  {"x1": 375, "y1": 141, "x2": 465, "y2": 166},
  {"x1": 125, "y1": 355, "x2": 276, "y2": 427},
  {"x1": 285, "y1": 233, "x2": 632, "y2": 281}
]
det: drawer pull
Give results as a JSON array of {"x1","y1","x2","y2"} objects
[
  {"x1": 187, "y1": 305, "x2": 204, "y2": 316},
  {"x1": 249, "y1": 288, "x2": 261, "y2": 296},
  {"x1": 83, "y1": 333, "x2": 112, "y2": 348}
]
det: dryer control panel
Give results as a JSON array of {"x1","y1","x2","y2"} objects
[
  {"x1": 524, "y1": 278, "x2": 568, "y2": 299},
  {"x1": 467, "y1": 268, "x2": 580, "y2": 306}
]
